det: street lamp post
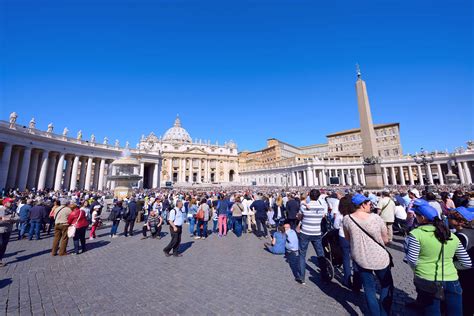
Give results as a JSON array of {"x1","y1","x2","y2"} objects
[{"x1": 411, "y1": 148, "x2": 435, "y2": 191}]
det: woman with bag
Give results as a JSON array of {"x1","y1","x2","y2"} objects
[
  {"x1": 231, "y1": 196, "x2": 244, "y2": 237},
  {"x1": 343, "y1": 194, "x2": 394, "y2": 316},
  {"x1": 405, "y1": 199, "x2": 471, "y2": 315},
  {"x1": 195, "y1": 198, "x2": 210, "y2": 239},
  {"x1": 67, "y1": 202, "x2": 89, "y2": 255}
]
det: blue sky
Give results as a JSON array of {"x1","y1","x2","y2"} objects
[{"x1": 1, "y1": 0, "x2": 472, "y2": 154}]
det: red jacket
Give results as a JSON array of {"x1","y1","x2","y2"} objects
[{"x1": 67, "y1": 209, "x2": 89, "y2": 228}]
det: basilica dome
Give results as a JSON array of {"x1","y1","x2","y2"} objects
[{"x1": 162, "y1": 116, "x2": 192, "y2": 143}]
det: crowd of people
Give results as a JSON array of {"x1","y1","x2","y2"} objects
[{"x1": 0, "y1": 184, "x2": 473, "y2": 315}]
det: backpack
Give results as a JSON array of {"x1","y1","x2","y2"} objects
[{"x1": 196, "y1": 206, "x2": 204, "y2": 221}]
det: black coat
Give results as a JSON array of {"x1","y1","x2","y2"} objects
[
  {"x1": 126, "y1": 201, "x2": 138, "y2": 220},
  {"x1": 286, "y1": 199, "x2": 300, "y2": 220},
  {"x1": 272, "y1": 204, "x2": 286, "y2": 221}
]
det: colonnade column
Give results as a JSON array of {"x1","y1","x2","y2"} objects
[
  {"x1": 417, "y1": 165, "x2": 424, "y2": 185},
  {"x1": 360, "y1": 169, "x2": 366, "y2": 186},
  {"x1": 152, "y1": 163, "x2": 159, "y2": 188},
  {"x1": 382, "y1": 167, "x2": 388, "y2": 186},
  {"x1": 46, "y1": 153, "x2": 58, "y2": 189},
  {"x1": 347, "y1": 169, "x2": 353, "y2": 186},
  {"x1": 0, "y1": 144, "x2": 13, "y2": 190},
  {"x1": 37, "y1": 151, "x2": 50, "y2": 190},
  {"x1": 27, "y1": 150, "x2": 40, "y2": 189},
  {"x1": 463, "y1": 161, "x2": 472, "y2": 184},
  {"x1": 291, "y1": 171, "x2": 296, "y2": 186},
  {"x1": 399, "y1": 166, "x2": 406, "y2": 185},
  {"x1": 408, "y1": 165, "x2": 415, "y2": 185},
  {"x1": 307, "y1": 168, "x2": 314, "y2": 186},
  {"x1": 340, "y1": 169, "x2": 346, "y2": 185},
  {"x1": 54, "y1": 153, "x2": 65, "y2": 191},
  {"x1": 427, "y1": 164, "x2": 434, "y2": 184},
  {"x1": 437, "y1": 164, "x2": 444, "y2": 185},
  {"x1": 78, "y1": 158, "x2": 87, "y2": 189},
  {"x1": 93, "y1": 160, "x2": 100, "y2": 189},
  {"x1": 390, "y1": 167, "x2": 397, "y2": 185},
  {"x1": 63, "y1": 156, "x2": 73, "y2": 190},
  {"x1": 353, "y1": 169, "x2": 360, "y2": 185},
  {"x1": 6, "y1": 147, "x2": 20, "y2": 188},
  {"x1": 18, "y1": 147, "x2": 32, "y2": 191},
  {"x1": 70, "y1": 156, "x2": 80, "y2": 190},
  {"x1": 457, "y1": 162, "x2": 465, "y2": 184},
  {"x1": 84, "y1": 157, "x2": 93, "y2": 190},
  {"x1": 97, "y1": 159, "x2": 106, "y2": 191}
]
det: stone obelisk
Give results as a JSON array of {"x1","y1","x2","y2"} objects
[{"x1": 355, "y1": 65, "x2": 384, "y2": 189}]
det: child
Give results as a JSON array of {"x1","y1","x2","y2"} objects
[{"x1": 89, "y1": 205, "x2": 102, "y2": 240}]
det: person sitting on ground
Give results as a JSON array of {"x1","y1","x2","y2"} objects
[
  {"x1": 264, "y1": 224, "x2": 286, "y2": 255},
  {"x1": 142, "y1": 210, "x2": 163, "y2": 239}
]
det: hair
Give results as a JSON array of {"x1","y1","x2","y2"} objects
[
  {"x1": 432, "y1": 216, "x2": 451, "y2": 244},
  {"x1": 339, "y1": 196, "x2": 355, "y2": 216},
  {"x1": 309, "y1": 189, "x2": 320, "y2": 201},
  {"x1": 426, "y1": 192, "x2": 437, "y2": 201},
  {"x1": 235, "y1": 196, "x2": 241, "y2": 203},
  {"x1": 440, "y1": 192, "x2": 449, "y2": 202},
  {"x1": 277, "y1": 224, "x2": 285, "y2": 234},
  {"x1": 276, "y1": 196, "x2": 283, "y2": 206},
  {"x1": 200, "y1": 198, "x2": 207, "y2": 204}
]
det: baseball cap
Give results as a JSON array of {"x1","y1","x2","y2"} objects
[
  {"x1": 409, "y1": 189, "x2": 421, "y2": 198},
  {"x1": 352, "y1": 194, "x2": 370, "y2": 206},
  {"x1": 452, "y1": 207, "x2": 474, "y2": 222},
  {"x1": 412, "y1": 199, "x2": 438, "y2": 221},
  {"x1": 2, "y1": 197, "x2": 13, "y2": 206}
]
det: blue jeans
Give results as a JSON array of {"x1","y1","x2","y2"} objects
[
  {"x1": 28, "y1": 219, "x2": 42, "y2": 240},
  {"x1": 417, "y1": 280, "x2": 463, "y2": 316},
  {"x1": 197, "y1": 220, "x2": 208, "y2": 238},
  {"x1": 212, "y1": 219, "x2": 218, "y2": 233},
  {"x1": 189, "y1": 217, "x2": 195, "y2": 235},
  {"x1": 298, "y1": 233, "x2": 327, "y2": 281},
  {"x1": 110, "y1": 220, "x2": 120, "y2": 236},
  {"x1": 19, "y1": 220, "x2": 28, "y2": 238},
  {"x1": 233, "y1": 216, "x2": 242, "y2": 237},
  {"x1": 339, "y1": 236, "x2": 352, "y2": 285},
  {"x1": 227, "y1": 215, "x2": 233, "y2": 231},
  {"x1": 355, "y1": 262, "x2": 393, "y2": 316},
  {"x1": 241, "y1": 215, "x2": 248, "y2": 233}
]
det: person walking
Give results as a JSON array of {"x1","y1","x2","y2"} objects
[
  {"x1": 231, "y1": 196, "x2": 244, "y2": 237},
  {"x1": 109, "y1": 201, "x2": 123, "y2": 238},
  {"x1": 297, "y1": 189, "x2": 330, "y2": 284},
  {"x1": 124, "y1": 198, "x2": 138, "y2": 237},
  {"x1": 405, "y1": 200, "x2": 472, "y2": 315},
  {"x1": 18, "y1": 198, "x2": 31, "y2": 239},
  {"x1": 163, "y1": 200, "x2": 184, "y2": 257},
  {"x1": 28, "y1": 199, "x2": 45, "y2": 240},
  {"x1": 195, "y1": 198, "x2": 210, "y2": 239},
  {"x1": 51, "y1": 198, "x2": 72, "y2": 256},
  {"x1": 67, "y1": 202, "x2": 89, "y2": 255},
  {"x1": 343, "y1": 194, "x2": 394, "y2": 316},
  {"x1": 188, "y1": 198, "x2": 198, "y2": 237},
  {"x1": 89, "y1": 205, "x2": 101, "y2": 240}
]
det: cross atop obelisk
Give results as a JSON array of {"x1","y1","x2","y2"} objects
[{"x1": 355, "y1": 65, "x2": 384, "y2": 188}]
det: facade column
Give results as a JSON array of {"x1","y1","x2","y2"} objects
[
  {"x1": 399, "y1": 166, "x2": 406, "y2": 185},
  {"x1": 63, "y1": 156, "x2": 73, "y2": 190},
  {"x1": 437, "y1": 164, "x2": 444, "y2": 185},
  {"x1": 197, "y1": 159, "x2": 202, "y2": 183},
  {"x1": 408, "y1": 165, "x2": 415, "y2": 185},
  {"x1": 340, "y1": 169, "x2": 346, "y2": 186},
  {"x1": 27, "y1": 150, "x2": 40, "y2": 189},
  {"x1": 78, "y1": 158, "x2": 87, "y2": 189},
  {"x1": 322, "y1": 169, "x2": 327, "y2": 186},
  {"x1": 6, "y1": 147, "x2": 20, "y2": 189},
  {"x1": 54, "y1": 153, "x2": 65, "y2": 191},
  {"x1": 291, "y1": 171, "x2": 296, "y2": 186},
  {"x1": 93, "y1": 160, "x2": 100, "y2": 189},
  {"x1": 152, "y1": 163, "x2": 159, "y2": 188},
  {"x1": 139, "y1": 162, "x2": 145, "y2": 188},
  {"x1": 307, "y1": 168, "x2": 314, "y2": 186},
  {"x1": 353, "y1": 169, "x2": 360, "y2": 185},
  {"x1": 168, "y1": 158, "x2": 173, "y2": 182},
  {"x1": 46, "y1": 153, "x2": 58, "y2": 189},
  {"x1": 84, "y1": 157, "x2": 93, "y2": 190},
  {"x1": 37, "y1": 150, "x2": 50, "y2": 190},
  {"x1": 347, "y1": 169, "x2": 353, "y2": 185},
  {"x1": 70, "y1": 156, "x2": 80, "y2": 190},
  {"x1": 360, "y1": 169, "x2": 366, "y2": 186},
  {"x1": 97, "y1": 159, "x2": 106, "y2": 191},
  {"x1": 417, "y1": 165, "x2": 425, "y2": 185},
  {"x1": 18, "y1": 147, "x2": 32, "y2": 191},
  {"x1": 457, "y1": 162, "x2": 465, "y2": 184},
  {"x1": 426, "y1": 164, "x2": 434, "y2": 185},
  {"x1": 463, "y1": 161, "x2": 472, "y2": 184},
  {"x1": 0, "y1": 143, "x2": 13, "y2": 190}
]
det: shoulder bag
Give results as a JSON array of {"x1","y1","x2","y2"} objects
[
  {"x1": 67, "y1": 211, "x2": 82, "y2": 238},
  {"x1": 413, "y1": 243, "x2": 445, "y2": 300},
  {"x1": 349, "y1": 215, "x2": 394, "y2": 267}
]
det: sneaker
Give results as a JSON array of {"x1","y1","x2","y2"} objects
[
  {"x1": 194, "y1": 236, "x2": 201, "y2": 240},
  {"x1": 173, "y1": 253, "x2": 183, "y2": 257},
  {"x1": 296, "y1": 279, "x2": 306, "y2": 285},
  {"x1": 89, "y1": 237, "x2": 94, "y2": 241},
  {"x1": 112, "y1": 235, "x2": 118, "y2": 238},
  {"x1": 163, "y1": 251, "x2": 171, "y2": 257},
  {"x1": 141, "y1": 237, "x2": 147, "y2": 240}
]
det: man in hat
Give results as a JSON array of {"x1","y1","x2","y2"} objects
[{"x1": 51, "y1": 198, "x2": 72, "y2": 256}]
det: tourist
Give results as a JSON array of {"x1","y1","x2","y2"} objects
[
  {"x1": 447, "y1": 206, "x2": 474, "y2": 316},
  {"x1": 241, "y1": 194, "x2": 249, "y2": 233},
  {"x1": 216, "y1": 195, "x2": 229, "y2": 237},
  {"x1": 272, "y1": 195, "x2": 286, "y2": 227},
  {"x1": 123, "y1": 197, "x2": 138, "y2": 237},
  {"x1": 405, "y1": 200, "x2": 471, "y2": 315},
  {"x1": 0, "y1": 198, "x2": 15, "y2": 267},
  {"x1": 163, "y1": 200, "x2": 184, "y2": 257},
  {"x1": 196, "y1": 198, "x2": 210, "y2": 239},
  {"x1": 231, "y1": 196, "x2": 244, "y2": 237},
  {"x1": 28, "y1": 198, "x2": 45, "y2": 240},
  {"x1": 243, "y1": 194, "x2": 255, "y2": 233},
  {"x1": 286, "y1": 194, "x2": 300, "y2": 230},
  {"x1": 439, "y1": 192, "x2": 456, "y2": 216},
  {"x1": 407, "y1": 188, "x2": 422, "y2": 229},
  {"x1": 67, "y1": 202, "x2": 89, "y2": 255},
  {"x1": 376, "y1": 191, "x2": 396, "y2": 243},
  {"x1": 297, "y1": 189, "x2": 329, "y2": 285},
  {"x1": 343, "y1": 193, "x2": 393, "y2": 316},
  {"x1": 142, "y1": 210, "x2": 163, "y2": 239},
  {"x1": 18, "y1": 198, "x2": 31, "y2": 239},
  {"x1": 426, "y1": 192, "x2": 443, "y2": 219},
  {"x1": 89, "y1": 205, "x2": 102, "y2": 240},
  {"x1": 42, "y1": 199, "x2": 52, "y2": 234},
  {"x1": 80, "y1": 200, "x2": 91, "y2": 224},
  {"x1": 264, "y1": 224, "x2": 286, "y2": 255},
  {"x1": 188, "y1": 198, "x2": 198, "y2": 237},
  {"x1": 250, "y1": 193, "x2": 269, "y2": 239},
  {"x1": 211, "y1": 202, "x2": 218, "y2": 234},
  {"x1": 51, "y1": 198, "x2": 72, "y2": 256},
  {"x1": 47, "y1": 199, "x2": 60, "y2": 235},
  {"x1": 109, "y1": 201, "x2": 123, "y2": 238}
]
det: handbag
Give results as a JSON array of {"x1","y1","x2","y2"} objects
[
  {"x1": 413, "y1": 243, "x2": 445, "y2": 300},
  {"x1": 67, "y1": 211, "x2": 82, "y2": 238},
  {"x1": 349, "y1": 215, "x2": 394, "y2": 268}
]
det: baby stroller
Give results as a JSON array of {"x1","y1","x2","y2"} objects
[{"x1": 321, "y1": 228, "x2": 344, "y2": 281}]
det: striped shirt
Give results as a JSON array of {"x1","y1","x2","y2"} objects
[{"x1": 299, "y1": 200, "x2": 327, "y2": 236}]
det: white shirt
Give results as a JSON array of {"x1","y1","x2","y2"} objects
[{"x1": 394, "y1": 205, "x2": 407, "y2": 220}]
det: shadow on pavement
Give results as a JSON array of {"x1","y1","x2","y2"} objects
[
  {"x1": 3, "y1": 250, "x2": 25, "y2": 258},
  {"x1": 0, "y1": 278, "x2": 12, "y2": 290},
  {"x1": 179, "y1": 241, "x2": 194, "y2": 253},
  {"x1": 7, "y1": 249, "x2": 51, "y2": 265}
]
